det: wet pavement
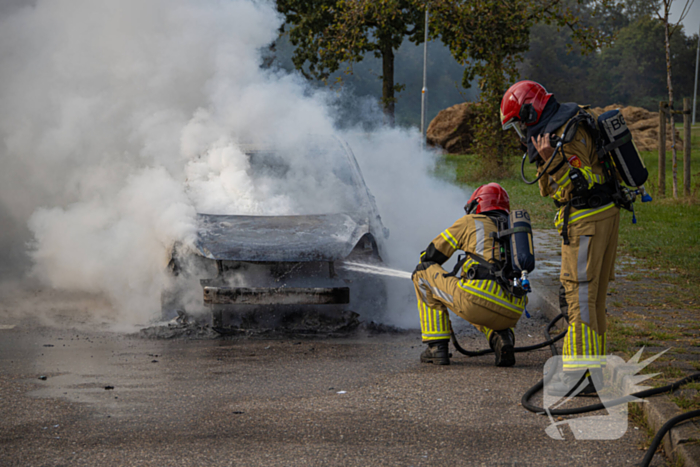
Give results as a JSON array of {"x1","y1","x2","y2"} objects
[{"x1": 0, "y1": 309, "x2": 656, "y2": 466}]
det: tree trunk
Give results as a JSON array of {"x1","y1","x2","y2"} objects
[
  {"x1": 658, "y1": 101, "x2": 667, "y2": 197},
  {"x1": 684, "y1": 98, "x2": 692, "y2": 196},
  {"x1": 381, "y1": 43, "x2": 395, "y2": 125},
  {"x1": 663, "y1": 5, "x2": 678, "y2": 198}
]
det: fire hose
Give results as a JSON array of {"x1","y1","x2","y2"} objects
[{"x1": 451, "y1": 313, "x2": 700, "y2": 467}]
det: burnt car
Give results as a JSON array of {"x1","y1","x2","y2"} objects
[{"x1": 163, "y1": 137, "x2": 389, "y2": 334}]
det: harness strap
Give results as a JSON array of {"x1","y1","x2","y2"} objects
[
  {"x1": 446, "y1": 254, "x2": 467, "y2": 278},
  {"x1": 491, "y1": 226, "x2": 531, "y2": 239},
  {"x1": 547, "y1": 157, "x2": 567, "y2": 176},
  {"x1": 466, "y1": 252, "x2": 501, "y2": 273},
  {"x1": 603, "y1": 133, "x2": 631, "y2": 154},
  {"x1": 562, "y1": 201, "x2": 573, "y2": 246}
]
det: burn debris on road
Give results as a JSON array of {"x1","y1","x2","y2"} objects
[
  {"x1": 138, "y1": 309, "x2": 411, "y2": 340},
  {"x1": 138, "y1": 312, "x2": 218, "y2": 340},
  {"x1": 359, "y1": 321, "x2": 406, "y2": 335}
]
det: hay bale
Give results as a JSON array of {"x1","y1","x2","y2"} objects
[
  {"x1": 628, "y1": 117, "x2": 658, "y2": 133},
  {"x1": 592, "y1": 105, "x2": 682, "y2": 152},
  {"x1": 427, "y1": 102, "x2": 684, "y2": 153},
  {"x1": 426, "y1": 102, "x2": 478, "y2": 154}
]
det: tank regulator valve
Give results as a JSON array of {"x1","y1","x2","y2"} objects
[
  {"x1": 638, "y1": 185, "x2": 653, "y2": 203},
  {"x1": 520, "y1": 271, "x2": 532, "y2": 318},
  {"x1": 622, "y1": 186, "x2": 635, "y2": 204},
  {"x1": 520, "y1": 270, "x2": 531, "y2": 293}
]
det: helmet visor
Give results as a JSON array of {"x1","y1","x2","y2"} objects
[{"x1": 503, "y1": 118, "x2": 527, "y2": 141}]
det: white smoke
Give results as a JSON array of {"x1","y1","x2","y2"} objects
[{"x1": 0, "y1": 0, "x2": 468, "y2": 328}]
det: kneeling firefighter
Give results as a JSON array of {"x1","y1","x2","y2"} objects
[
  {"x1": 412, "y1": 183, "x2": 535, "y2": 367},
  {"x1": 500, "y1": 80, "x2": 650, "y2": 394}
]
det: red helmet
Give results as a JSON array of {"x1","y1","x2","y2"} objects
[
  {"x1": 500, "y1": 80, "x2": 552, "y2": 139},
  {"x1": 465, "y1": 183, "x2": 510, "y2": 215}
]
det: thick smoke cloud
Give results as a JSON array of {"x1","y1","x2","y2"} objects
[{"x1": 0, "y1": 0, "x2": 467, "y2": 327}]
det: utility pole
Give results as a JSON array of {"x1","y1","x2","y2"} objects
[
  {"x1": 420, "y1": 5, "x2": 429, "y2": 146},
  {"x1": 694, "y1": 21, "x2": 699, "y2": 125}
]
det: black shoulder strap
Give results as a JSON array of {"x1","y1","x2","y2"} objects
[
  {"x1": 467, "y1": 252, "x2": 499, "y2": 272},
  {"x1": 560, "y1": 110, "x2": 617, "y2": 187},
  {"x1": 491, "y1": 226, "x2": 531, "y2": 240},
  {"x1": 447, "y1": 254, "x2": 468, "y2": 277},
  {"x1": 560, "y1": 109, "x2": 599, "y2": 146}
]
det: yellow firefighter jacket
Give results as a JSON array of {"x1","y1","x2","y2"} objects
[{"x1": 421, "y1": 213, "x2": 526, "y2": 315}]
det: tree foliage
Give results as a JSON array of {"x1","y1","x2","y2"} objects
[
  {"x1": 277, "y1": 0, "x2": 659, "y2": 177},
  {"x1": 277, "y1": 0, "x2": 426, "y2": 122},
  {"x1": 520, "y1": 0, "x2": 698, "y2": 111},
  {"x1": 599, "y1": 16, "x2": 697, "y2": 106},
  {"x1": 428, "y1": 0, "x2": 615, "y2": 174},
  {"x1": 428, "y1": 0, "x2": 529, "y2": 175}
]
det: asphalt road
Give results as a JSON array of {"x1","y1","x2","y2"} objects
[{"x1": 0, "y1": 308, "x2": 660, "y2": 467}]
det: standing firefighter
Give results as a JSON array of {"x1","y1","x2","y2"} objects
[
  {"x1": 500, "y1": 80, "x2": 622, "y2": 394},
  {"x1": 412, "y1": 183, "x2": 531, "y2": 367}
]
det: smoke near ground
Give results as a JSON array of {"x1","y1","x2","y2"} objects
[{"x1": 0, "y1": 0, "x2": 467, "y2": 329}]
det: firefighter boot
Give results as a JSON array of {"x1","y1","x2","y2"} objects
[
  {"x1": 546, "y1": 369, "x2": 601, "y2": 397},
  {"x1": 420, "y1": 340, "x2": 451, "y2": 365},
  {"x1": 489, "y1": 329, "x2": 515, "y2": 367}
]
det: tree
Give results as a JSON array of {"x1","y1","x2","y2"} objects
[
  {"x1": 278, "y1": 0, "x2": 619, "y2": 176},
  {"x1": 520, "y1": 0, "x2": 659, "y2": 106},
  {"x1": 519, "y1": 23, "x2": 601, "y2": 105},
  {"x1": 429, "y1": 0, "x2": 529, "y2": 176},
  {"x1": 429, "y1": 0, "x2": 614, "y2": 174},
  {"x1": 657, "y1": 0, "x2": 694, "y2": 198},
  {"x1": 598, "y1": 16, "x2": 696, "y2": 106},
  {"x1": 277, "y1": 0, "x2": 426, "y2": 123},
  {"x1": 519, "y1": 1, "x2": 698, "y2": 110}
]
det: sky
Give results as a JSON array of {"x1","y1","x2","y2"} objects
[{"x1": 673, "y1": 0, "x2": 700, "y2": 35}]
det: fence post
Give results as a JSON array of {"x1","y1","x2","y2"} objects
[
  {"x1": 658, "y1": 101, "x2": 666, "y2": 198},
  {"x1": 684, "y1": 98, "x2": 692, "y2": 197}
]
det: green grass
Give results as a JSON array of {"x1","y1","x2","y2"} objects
[
  {"x1": 661, "y1": 366, "x2": 688, "y2": 379},
  {"x1": 614, "y1": 125, "x2": 700, "y2": 301},
  {"x1": 649, "y1": 331, "x2": 676, "y2": 341},
  {"x1": 438, "y1": 153, "x2": 553, "y2": 228},
  {"x1": 615, "y1": 324, "x2": 639, "y2": 336},
  {"x1": 671, "y1": 394, "x2": 700, "y2": 411}
]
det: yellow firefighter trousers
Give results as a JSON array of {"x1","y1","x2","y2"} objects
[
  {"x1": 412, "y1": 264, "x2": 524, "y2": 343},
  {"x1": 560, "y1": 213, "x2": 620, "y2": 371}
]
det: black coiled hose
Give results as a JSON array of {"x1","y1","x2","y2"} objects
[
  {"x1": 509, "y1": 315, "x2": 700, "y2": 467},
  {"x1": 521, "y1": 372, "x2": 700, "y2": 416},
  {"x1": 640, "y1": 409, "x2": 700, "y2": 467},
  {"x1": 450, "y1": 313, "x2": 567, "y2": 357},
  {"x1": 450, "y1": 312, "x2": 699, "y2": 465}
]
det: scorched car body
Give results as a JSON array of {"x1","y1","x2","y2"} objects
[{"x1": 163, "y1": 137, "x2": 388, "y2": 334}]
